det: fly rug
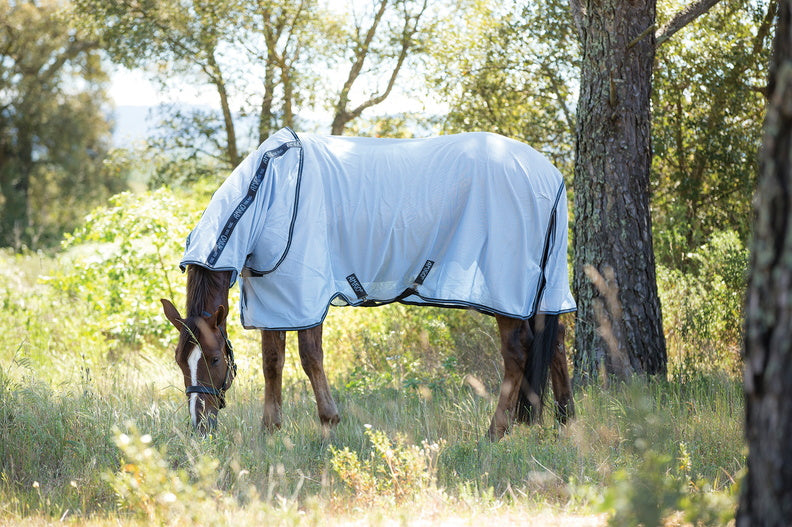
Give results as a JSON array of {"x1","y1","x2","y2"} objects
[{"x1": 172, "y1": 127, "x2": 576, "y2": 440}]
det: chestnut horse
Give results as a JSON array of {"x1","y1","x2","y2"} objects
[{"x1": 161, "y1": 129, "x2": 575, "y2": 440}]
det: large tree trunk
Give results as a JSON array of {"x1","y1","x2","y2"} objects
[
  {"x1": 738, "y1": 0, "x2": 792, "y2": 523},
  {"x1": 571, "y1": 0, "x2": 667, "y2": 384}
]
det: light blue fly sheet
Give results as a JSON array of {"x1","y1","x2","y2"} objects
[{"x1": 182, "y1": 128, "x2": 576, "y2": 330}]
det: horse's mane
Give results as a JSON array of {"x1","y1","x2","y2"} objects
[{"x1": 185, "y1": 265, "x2": 231, "y2": 317}]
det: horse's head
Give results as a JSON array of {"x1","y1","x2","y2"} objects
[{"x1": 161, "y1": 299, "x2": 237, "y2": 435}]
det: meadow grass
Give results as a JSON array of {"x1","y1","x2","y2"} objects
[
  {"x1": 0, "y1": 248, "x2": 744, "y2": 525},
  {"x1": 0, "y1": 347, "x2": 743, "y2": 525}
]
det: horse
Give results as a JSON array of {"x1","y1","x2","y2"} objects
[{"x1": 161, "y1": 128, "x2": 576, "y2": 440}]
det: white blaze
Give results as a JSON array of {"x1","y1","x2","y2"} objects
[{"x1": 187, "y1": 345, "x2": 201, "y2": 426}]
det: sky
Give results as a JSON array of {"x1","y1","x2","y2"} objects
[{"x1": 109, "y1": 67, "x2": 217, "y2": 108}]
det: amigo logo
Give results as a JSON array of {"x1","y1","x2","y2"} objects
[
  {"x1": 416, "y1": 260, "x2": 435, "y2": 285},
  {"x1": 346, "y1": 274, "x2": 367, "y2": 300}
]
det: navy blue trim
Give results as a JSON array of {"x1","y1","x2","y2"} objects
[
  {"x1": 205, "y1": 130, "x2": 301, "y2": 268},
  {"x1": 530, "y1": 182, "x2": 565, "y2": 315},
  {"x1": 241, "y1": 287, "x2": 576, "y2": 332},
  {"x1": 259, "y1": 128, "x2": 303, "y2": 275}
]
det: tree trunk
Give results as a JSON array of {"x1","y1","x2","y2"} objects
[
  {"x1": 207, "y1": 52, "x2": 240, "y2": 167},
  {"x1": 571, "y1": 0, "x2": 667, "y2": 384},
  {"x1": 738, "y1": 0, "x2": 792, "y2": 523}
]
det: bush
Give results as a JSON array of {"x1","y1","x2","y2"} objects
[
  {"x1": 330, "y1": 425, "x2": 445, "y2": 505},
  {"x1": 46, "y1": 189, "x2": 200, "y2": 351},
  {"x1": 657, "y1": 229, "x2": 747, "y2": 377}
]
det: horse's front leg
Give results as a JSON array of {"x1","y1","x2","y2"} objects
[
  {"x1": 488, "y1": 316, "x2": 530, "y2": 441},
  {"x1": 549, "y1": 322, "x2": 574, "y2": 423},
  {"x1": 297, "y1": 324, "x2": 340, "y2": 434},
  {"x1": 261, "y1": 330, "x2": 286, "y2": 431}
]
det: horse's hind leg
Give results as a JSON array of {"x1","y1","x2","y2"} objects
[
  {"x1": 488, "y1": 316, "x2": 530, "y2": 441},
  {"x1": 261, "y1": 330, "x2": 286, "y2": 431},
  {"x1": 514, "y1": 314, "x2": 559, "y2": 424},
  {"x1": 549, "y1": 322, "x2": 574, "y2": 423},
  {"x1": 297, "y1": 324, "x2": 340, "y2": 434}
]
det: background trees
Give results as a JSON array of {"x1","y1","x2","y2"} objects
[
  {"x1": 652, "y1": 0, "x2": 776, "y2": 269},
  {"x1": 0, "y1": 0, "x2": 119, "y2": 248},
  {"x1": 74, "y1": 0, "x2": 433, "y2": 169}
]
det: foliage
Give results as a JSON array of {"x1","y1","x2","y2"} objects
[
  {"x1": 105, "y1": 424, "x2": 227, "y2": 523},
  {"x1": 651, "y1": 0, "x2": 774, "y2": 268},
  {"x1": 330, "y1": 426, "x2": 445, "y2": 505},
  {"x1": 427, "y1": 0, "x2": 578, "y2": 172},
  {"x1": 73, "y1": 0, "x2": 437, "y2": 169},
  {"x1": 0, "y1": 0, "x2": 121, "y2": 249},
  {"x1": 657, "y1": 230, "x2": 748, "y2": 377},
  {"x1": 591, "y1": 388, "x2": 739, "y2": 526},
  {"x1": 324, "y1": 303, "x2": 496, "y2": 394},
  {"x1": 45, "y1": 189, "x2": 201, "y2": 349}
]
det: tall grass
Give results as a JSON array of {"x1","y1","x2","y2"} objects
[{"x1": 0, "y1": 346, "x2": 743, "y2": 524}]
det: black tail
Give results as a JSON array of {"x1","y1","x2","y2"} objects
[{"x1": 515, "y1": 313, "x2": 559, "y2": 423}]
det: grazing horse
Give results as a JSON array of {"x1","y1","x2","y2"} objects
[{"x1": 162, "y1": 128, "x2": 576, "y2": 440}]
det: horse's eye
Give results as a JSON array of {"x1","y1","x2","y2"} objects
[{"x1": 211, "y1": 357, "x2": 220, "y2": 366}]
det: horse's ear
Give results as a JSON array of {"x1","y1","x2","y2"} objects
[
  {"x1": 161, "y1": 299, "x2": 183, "y2": 330},
  {"x1": 211, "y1": 305, "x2": 227, "y2": 328}
]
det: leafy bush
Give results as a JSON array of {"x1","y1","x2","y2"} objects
[
  {"x1": 46, "y1": 189, "x2": 200, "y2": 351},
  {"x1": 330, "y1": 425, "x2": 445, "y2": 505},
  {"x1": 105, "y1": 424, "x2": 227, "y2": 523},
  {"x1": 325, "y1": 303, "x2": 498, "y2": 394},
  {"x1": 657, "y1": 229, "x2": 747, "y2": 377},
  {"x1": 570, "y1": 381, "x2": 741, "y2": 526}
]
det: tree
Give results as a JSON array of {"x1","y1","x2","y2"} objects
[
  {"x1": 0, "y1": 0, "x2": 117, "y2": 248},
  {"x1": 329, "y1": 0, "x2": 429, "y2": 135},
  {"x1": 652, "y1": 0, "x2": 776, "y2": 269},
  {"x1": 738, "y1": 0, "x2": 792, "y2": 523},
  {"x1": 429, "y1": 0, "x2": 578, "y2": 171},
  {"x1": 74, "y1": 0, "x2": 433, "y2": 171},
  {"x1": 568, "y1": 0, "x2": 728, "y2": 382},
  {"x1": 75, "y1": 0, "x2": 249, "y2": 166}
]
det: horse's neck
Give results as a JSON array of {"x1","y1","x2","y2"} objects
[{"x1": 186, "y1": 266, "x2": 231, "y2": 323}]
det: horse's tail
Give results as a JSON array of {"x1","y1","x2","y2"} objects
[{"x1": 515, "y1": 313, "x2": 559, "y2": 423}]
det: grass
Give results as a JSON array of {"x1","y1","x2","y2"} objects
[
  {"x1": 0, "y1": 247, "x2": 745, "y2": 525},
  {"x1": 0, "y1": 348, "x2": 743, "y2": 525}
]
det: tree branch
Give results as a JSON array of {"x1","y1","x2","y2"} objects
[
  {"x1": 655, "y1": 0, "x2": 726, "y2": 47},
  {"x1": 345, "y1": 0, "x2": 428, "y2": 123}
]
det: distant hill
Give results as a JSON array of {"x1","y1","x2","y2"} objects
[{"x1": 110, "y1": 105, "x2": 155, "y2": 148}]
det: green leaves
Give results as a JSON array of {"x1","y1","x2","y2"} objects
[
  {"x1": 0, "y1": 0, "x2": 115, "y2": 248},
  {"x1": 48, "y1": 189, "x2": 199, "y2": 347}
]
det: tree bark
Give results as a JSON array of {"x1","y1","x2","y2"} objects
[
  {"x1": 738, "y1": 0, "x2": 792, "y2": 523},
  {"x1": 570, "y1": 0, "x2": 667, "y2": 383},
  {"x1": 206, "y1": 51, "x2": 240, "y2": 167}
]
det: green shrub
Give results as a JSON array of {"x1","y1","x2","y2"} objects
[
  {"x1": 330, "y1": 426, "x2": 445, "y2": 505},
  {"x1": 657, "y1": 229, "x2": 747, "y2": 377},
  {"x1": 46, "y1": 189, "x2": 200, "y2": 351}
]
